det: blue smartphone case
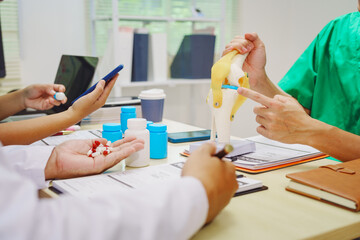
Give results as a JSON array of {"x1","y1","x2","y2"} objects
[{"x1": 71, "y1": 64, "x2": 123, "y2": 104}]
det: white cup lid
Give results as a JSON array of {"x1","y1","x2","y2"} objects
[{"x1": 139, "y1": 89, "x2": 166, "y2": 100}]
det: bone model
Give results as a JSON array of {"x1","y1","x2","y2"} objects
[{"x1": 207, "y1": 50, "x2": 249, "y2": 143}]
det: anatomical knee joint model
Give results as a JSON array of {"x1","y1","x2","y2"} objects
[{"x1": 207, "y1": 50, "x2": 249, "y2": 143}]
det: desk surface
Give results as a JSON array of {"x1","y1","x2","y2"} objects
[{"x1": 41, "y1": 119, "x2": 360, "y2": 240}]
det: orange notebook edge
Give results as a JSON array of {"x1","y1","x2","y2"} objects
[
  {"x1": 180, "y1": 151, "x2": 328, "y2": 174},
  {"x1": 234, "y1": 154, "x2": 328, "y2": 174}
]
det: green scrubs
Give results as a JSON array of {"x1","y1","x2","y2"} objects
[{"x1": 278, "y1": 12, "x2": 360, "y2": 135}]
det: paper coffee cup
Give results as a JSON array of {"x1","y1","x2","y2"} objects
[{"x1": 138, "y1": 89, "x2": 166, "y2": 122}]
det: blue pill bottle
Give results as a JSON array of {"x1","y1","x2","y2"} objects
[
  {"x1": 121, "y1": 106, "x2": 136, "y2": 133},
  {"x1": 148, "y1": 123, "x2": 167, "y2": 159},
  {"x1": 146, "y1": 121, "x2": 153, "y2": 129},
  {"x1": 102, "y1": 123, "x2": 122, "y2": 143}
]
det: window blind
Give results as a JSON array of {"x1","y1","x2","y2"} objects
[{"x1": 0, "y1": 0, "x2": 21, "y2": 88}]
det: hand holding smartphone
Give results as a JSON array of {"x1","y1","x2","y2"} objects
[{"x1": 71, "y1": 64, "x2": 124, "y2": 104}]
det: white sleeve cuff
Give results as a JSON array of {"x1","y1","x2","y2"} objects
[
  {"x1": 177, "y1": 176, "x2": 209, "y2": 235},
  {"x1": 2, "y1": 145, "x2": 54, "y2": 189}
]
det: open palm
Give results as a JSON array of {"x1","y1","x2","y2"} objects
[{"x1": 45, "y1": 137, "x2": 144, "y2": 179}]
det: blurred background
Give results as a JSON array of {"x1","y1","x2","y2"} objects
[{"x1": 0, "y1": 0, "x2": 356, "y2": 137}]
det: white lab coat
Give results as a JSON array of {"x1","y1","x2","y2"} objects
[{"x1": 0, "y1": 144, "x2": 208, "y2": 240}]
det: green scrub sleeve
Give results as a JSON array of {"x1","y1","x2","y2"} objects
[{"x1": 278, "y1": 37, "x2": 319, "y2": 110}]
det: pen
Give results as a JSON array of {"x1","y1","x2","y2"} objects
[
  {"x1": 214, "y1": 144, "x2": 234, "y2": 159},
  {"x1": 52, "y1": 130, "x2": 74, "y2": 136}
]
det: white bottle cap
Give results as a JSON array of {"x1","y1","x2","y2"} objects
[
  {"x1": 127, "y1": 118, "x2": 147, "y2": 130},
  {"x1": 54, "y1": 92, "x2": 66, "y2": 101}
]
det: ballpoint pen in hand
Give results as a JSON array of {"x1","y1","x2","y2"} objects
[{"x1": 214, "y1": 144, "x2": 234, "y2": 159}]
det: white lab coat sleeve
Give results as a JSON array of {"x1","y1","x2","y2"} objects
[
  {"x1": 1, "y1": 144, "x2": 54, "y2": 189},
  {"x1": 0, "y1": 146, "x2": 209, "y2": 240}
]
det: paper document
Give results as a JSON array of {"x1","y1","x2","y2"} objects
[
  {"x1": 52, "y1": 162, "x2": 263, "y2": 197},
  {"x1": 228, "y1": 135, "x2": 324, "y2": 170}
]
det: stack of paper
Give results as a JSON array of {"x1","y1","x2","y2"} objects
[{"x1": 229, "y1": 135, "x2": 326, "y2": 173}]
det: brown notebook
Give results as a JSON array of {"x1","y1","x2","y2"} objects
[{"x1": 286, "y1": 159, "x2": 360, "y2": 212}]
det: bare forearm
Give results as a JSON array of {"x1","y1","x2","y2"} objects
[
  {"x1": 250, "y1": 73, "x2": 286, "y2": 98},
  {"x1": 0, "y1": 108, "x2": 82, "y2": 145},
  {"x1": 0, "y1": 90, "x2": 25, "y2": 120},
  {"x1": 300, "y1": 119, "x2": 360, "y2": 162}
]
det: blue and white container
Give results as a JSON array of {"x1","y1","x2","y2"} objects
[
  {"x1": 121, "y1": 106, "x2": 136, "y2": 133},
  {"x1": 148, "y1": 123, "x2": 167, "y2": 159},
  {"x1": 102, "y1": 123, "x2": 122, "y2": 143}
]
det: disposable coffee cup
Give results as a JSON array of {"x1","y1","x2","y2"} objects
[{"x1": 138, "y1": 89, "x2": 166, "y2": 122}]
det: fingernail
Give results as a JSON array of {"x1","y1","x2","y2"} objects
[{"x1": 241, "y1": 47, "x2": 247, "y2": 53}]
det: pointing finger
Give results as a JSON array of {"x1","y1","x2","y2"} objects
[{"x1": 237, "y1": 87, "x2": 273, "y2": 108}]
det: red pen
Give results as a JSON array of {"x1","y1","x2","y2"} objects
[{"x1": 52, "y1": 130, "x2": 74, "y2": 136}]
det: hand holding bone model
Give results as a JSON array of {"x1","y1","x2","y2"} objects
[{"x1": 207, "y1": 50, "x2": 249, "y2": 143}]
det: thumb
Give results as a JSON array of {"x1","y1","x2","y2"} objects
[
  {"x1": 244, "y1": 32, "x2": 263, "y2": 48},
  {"x1": 88, "y1": 80, "x2": 105, "y2": 100},
  {"x1": 46, "y1": 86, "x2": 56, "y2": 97}
]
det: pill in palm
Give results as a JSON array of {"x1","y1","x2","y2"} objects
[{"x1": 87, "y1": 141, "x2": 112, "y2": 157}]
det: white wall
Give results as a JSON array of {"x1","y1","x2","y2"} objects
[
  {"x1": 191, "y1": 0, "x2": 356, "y2": 138},
  {"x1": 18, "y1": 0, "x2": 88, "y2": 86}
]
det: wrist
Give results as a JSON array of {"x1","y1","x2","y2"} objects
[
  {"x1": 66, "y1": 106, "x2": 86, "y2": 123},
  {"x1": 299, "y1": 118, "x2": 333, "y2": 147},
  {"x1": 200, "y1": 179, "x2": 217, "y2": 223},
  {"x1": 250, "y1": 71, "x2": 276, "y2": 95},
  {"x1": 16, "y1": 88, "x2": 27, "y2": 110},
  {"x1": 44, "y1": 148, "x2": 57, "y2": 180},
  {"x1": 249, "y1": 69, "x2": 267, "y2": 89}
]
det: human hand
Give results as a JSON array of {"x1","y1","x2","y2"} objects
[
  {"x1": 223, "y1": 33, "x2": 267, "y2": 88},
  {"x1": 182, "y1": 142, "x2": 238, "y2": 223},
  {"x1": 45, "y1": 136, "x2": 144, "y2": 179},
  {"x1": 69, "y1": 74, "x2": 118, "y2": 119},
  {"x1": 238, "y1": 87, "x2": 315, "y2": 144},
  {"x1": 22, "y1": 84, "x2": 67, "y2": 110}
]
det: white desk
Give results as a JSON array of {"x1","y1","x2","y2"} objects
[{"x1": 41, "y1": 119, "x2": 360, "y2": 240}]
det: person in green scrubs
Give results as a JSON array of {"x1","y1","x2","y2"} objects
[{"x1": 223, "y1": 2, "x2": 360, "y2": 162}]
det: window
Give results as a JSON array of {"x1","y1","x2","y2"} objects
[
  {"x1": 90, "y1": 0, "x2": 237, "y2": 59},
  {"x1": 0, "y1": 0, "x2": 21, "y2": 90}
]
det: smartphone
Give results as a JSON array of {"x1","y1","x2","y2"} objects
[
  {"x1": 71, "y1": 64, "x2": 124, "y2": 104},
  {"x1": 168, "y1": 130, "x2": 211, "y2": 143}
]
